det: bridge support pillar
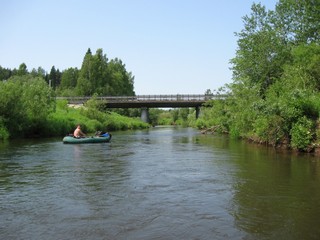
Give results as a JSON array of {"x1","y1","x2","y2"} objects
[
  {"x1": 141, "y1": 107, "x2": 150, "y2": 123},
  {"x1": 195, "y1": 106, "x2": 201, "y2": 119}
]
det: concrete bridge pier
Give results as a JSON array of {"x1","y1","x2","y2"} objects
[
  {"x1": 141, "y1": 107, "x2": 150, "y2": 123},
  {"x1": 195, "y1": 106, "x2": 201, "y2": 119}
]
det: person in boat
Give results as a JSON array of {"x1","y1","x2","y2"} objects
[{"x1": 74, "y1": 124, "x2": 86, "y2": 138}]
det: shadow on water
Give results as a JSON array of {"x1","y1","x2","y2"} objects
[{"x1": 231, "y1": 150, "x2": 320, "y2": 239}]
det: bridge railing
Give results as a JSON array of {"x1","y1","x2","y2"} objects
[{"x1": 57, "y1": 94, "x2": 225, "y2": 103}]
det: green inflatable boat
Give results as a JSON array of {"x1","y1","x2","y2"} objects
[{"x1": 63, "y1": 133, "x2": 112, "y2": 144}]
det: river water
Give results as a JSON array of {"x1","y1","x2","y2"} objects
[{"x1": 1, "y1": 127, "x2": 320, "y2": 240}]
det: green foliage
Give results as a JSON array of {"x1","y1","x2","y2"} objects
[
  {"x1": 30, "y1": 67, "x2": 46, "y2": 78},
  {"x1": 0, "y1": 118, "x2": 9, "y2": 140},
  {"x1": 0, "y1": 66, "x2": 12, "y2": 81},
  {"x1": 198, "y1": 100, "x2": 229, "y2": 131},
  {"x1": 148, "y1": 108, "x2": 164, "y2": 126},
  {"x1": 229, "y1": 125, "x2": 241, "y2": 139},
  {"x1": 0, "y1": 47, "x2": 143, "y2": 139},
  {"x1": 231, "y1": 3, "x2": 291, "y2": 96},
  {"x1": 1, "y1": 47, "x2": 136, "y2": 99},
  {"x1": 102, "y1": 113, "x2": 147, "y2": 131},
  {"x1": 275, "y1": 0, "x2": 320, "y2": 44},
  {"x1": 81, "y1": 94, "x2": 107, "y2": 122},
  {"x1": 0, "y1": 75, "x2": 55, "y2": 138},
  {"x1": 178, "y1": 108, "x2": 190, "y2": 121},
  {"x1": 157, "y1": 111, "x2": 173, "y2": 125},
  {"x1": 56, "y1": 99, "x2": 69, "y2": 112},
  {"x1": 75, "y1": 48, "x2": 135, "y2": 96},
  {"x1": 17, "y1": 63, "x2": 28, "y2": 76},
  {"x1": 195, "y1": 118, "x2": 208, "y2": 130},
  {"x1": 21, "y1": 76, "x2": 56, "y2": 121},
  {"x1": 254, "y1": 115, "x2": 287, "y2": 146},
  {"x1": 107, "y1": 58, "x2": 135, "y2": 96},
  {"x1": 290, "y1": 116, "x2": 314, "y2": 151},
  {"x1": 291, "y1": 44, "x2": 320, "y2": 90},
  {"x1": 0, "y1": 74, "x2": 145, "y2": 139},
  {"x1": 195, "y1": 0, "x2": 320, "y2": 152},
  {"x1": 171, "y1": 109, "x2": 179, "y2": 123},
  {"x1": 0, "y1": 77, "x2": 25, "y2": 135},
  {"x1": 44, "y1": 99, "x2": 149, "y2": 136},
  {"x1": 48, "y1": 66, "x2": 61, "y2": 90},
  {"x1": 59, "y1": 67, "x2": 79, "y2": 90},
  {"x1": 86, "y1": 119, "x2": 104, "y2": 133},
  {"x1": 45, "y1": 113, "x2": 75, "y2": 137}
]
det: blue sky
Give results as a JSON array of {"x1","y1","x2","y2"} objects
[{"x1": 0, "y1": 0, "x2": 278, "y2": 94}]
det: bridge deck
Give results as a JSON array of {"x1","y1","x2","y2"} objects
[{"x1": 57, "y1": 94, "x2": 225, "y2": 108}]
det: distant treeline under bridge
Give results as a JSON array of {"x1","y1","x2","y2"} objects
[{"x1": 57, "y1": 94, "x2": 226, "y2": 122}]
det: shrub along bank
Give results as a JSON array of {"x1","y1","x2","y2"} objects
[
  {"x1": 190, "y1": 1, "x2": 320, "y2": 153},
  {"x1": 0, "y1": 76, "x2": 149, "y2": 140}
]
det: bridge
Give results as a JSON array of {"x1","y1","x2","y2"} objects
[{"x1": 57, "y1": 94, "x2": 225, "y2": 122}]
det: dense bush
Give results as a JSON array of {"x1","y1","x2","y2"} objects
[
  {"x1": 192, "y1": 1, "x2": 320, "y2": 152},
  {"x1": 0, "y1": 75, "x2": 55, "y2": 138},
  {"x1": 290, "y1": 116, "x2": 314, "y2": 151}
]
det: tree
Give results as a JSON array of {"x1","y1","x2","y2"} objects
[
  {"x1": 0, "y1": 77, "x2": 25, "y2": 136},
  {"x1": 76, "y1": 48, "x2": 135, "y2": 96},
  {"x1": 77, "y1": 48, "x2": 94, "y2": 95},
  {"x1": 205, "y1": 89, "x2": 212, "y2": 95},
  {"x1": 231, "y1": 3, "x2": 291, "y2": 96},
  {"x1": 30, "y1": 67, "x2": 46, "y2": 78},
  {"x1": 48, "y1": 66, "x2": 61, "y2": 89},
  {"x1": 91, "y1": 48, "x2": 109, "y2": 95},
  {"x1": 231, "y1": 0, "x2": 320, "y2": 94},
  {"x1": 60, "y1": 67, "x2": 79, "y2": 90},
  {"x1": 0, "y1": 75, "x2": 55, "y2": 137},
  {"x1": 201, "y1": 0, "x2": 320, "y2": 150},
  {"x1": 275, "y1": 0, "x2": 320, "y2": 44},
  {"x1": 17, "y1": 63, "x2": 28, "y2": 76},
  {"x1": 0, "y1": 65, "x2": 12, "y2": 81},
  {"x1": 21, "y1": 76, "x2": 56, "y2": 123},
  {"x1": 291, "y1": 43, "x2": 320, "y2": 90},
  {"x1": 107, "y1": 58, "x2": 135, "y2": 96}
]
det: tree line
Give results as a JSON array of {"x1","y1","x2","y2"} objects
[
  {"x1": 0, "y1": 48, "x2": 140, "y2": 139},
  {"x1": 0, "y1": 48, "x2": 135, "y2": 96},
  {"x1": 196, "y1": 0, "x2": 320, "y2": 152}
]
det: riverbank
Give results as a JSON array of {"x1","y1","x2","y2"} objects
[
  {"x1": 200, "y1": 125, "x2": 320, "y2": 156},
  {"x1": 0, "y1": 99, "x2": 149, "y2": 140}
]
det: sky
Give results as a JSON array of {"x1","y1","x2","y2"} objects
[{"x1": 0, "y1": 0, "x2": 278, "y2": 95}]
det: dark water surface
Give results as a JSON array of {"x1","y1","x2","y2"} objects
[{"x1": 1, "y1": 127, "x2": 320, "y2": 239}]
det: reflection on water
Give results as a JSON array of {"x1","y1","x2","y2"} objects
[
  {"x1": 0, "y1": 127, "x2": 320, "y2": 239},
  {"x1": 231, "y1": 152, "x2": 320, "y2": 239}
]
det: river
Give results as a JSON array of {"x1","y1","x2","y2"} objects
[{"x1": 1, "y1": 127, "x2": 320, "y2": 239}]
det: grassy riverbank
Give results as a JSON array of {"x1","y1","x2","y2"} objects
[
  {"x1": 46, "y1": 100, "x2": 150, "y2": 137},
  {"x1": 0, "y1": 96, "x2": 149, "y2": 140}
]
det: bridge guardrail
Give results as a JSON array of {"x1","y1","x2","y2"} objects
[{"x1": 56, "y1": 94, "x2": 226, "y2": 103}]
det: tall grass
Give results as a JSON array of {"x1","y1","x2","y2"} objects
[{"x1": 48, "y1": 101, "x2": 149, "y2": 136}]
